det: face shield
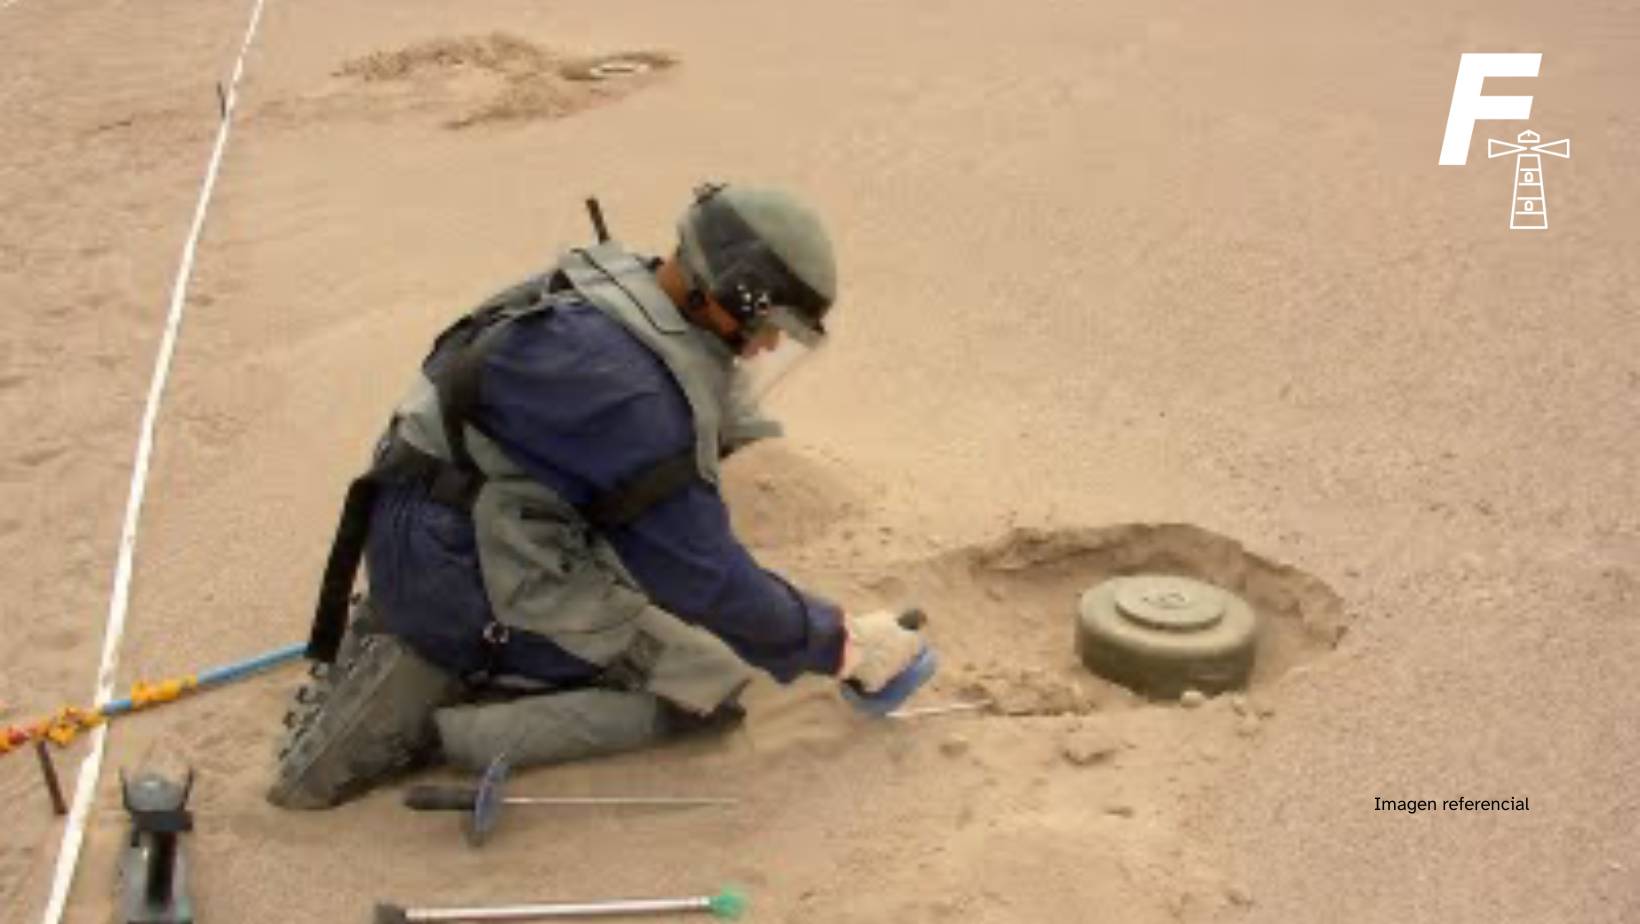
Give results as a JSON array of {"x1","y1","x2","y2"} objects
[
  {"x1": 735, "y1": 304, "x2": 828, "y2": 403},
  {"x1": 679, "y1": 187, "x2": 835, "y2": 404}
]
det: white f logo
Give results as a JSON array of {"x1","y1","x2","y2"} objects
[{"x1": 1438, "y1": 53, "x2": 1540, "y2": 165}]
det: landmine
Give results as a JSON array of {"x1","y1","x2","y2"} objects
[{"x1": 1076, "y1": 574, "x2": 1260, "y2": 698}]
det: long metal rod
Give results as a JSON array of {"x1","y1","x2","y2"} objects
[
  {"x1": 407, "y1": 896, "x2": 711, "y2": 921},
  {"x1": 504, "y1": 796, "x2": 738, "y2": 808},
  {"x1": 888, "y1": 700, "x2": 993, "y2": 720}
]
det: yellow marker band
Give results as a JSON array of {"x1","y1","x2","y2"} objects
[{"x1": 130, "y1": 676, "x2": 199, "y2": 708}]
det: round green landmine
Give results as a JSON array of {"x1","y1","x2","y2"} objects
[{"x1": 1077, "y1": 574, "x2": 1258, "y2": 699}]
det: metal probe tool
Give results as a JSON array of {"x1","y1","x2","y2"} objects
[
  {"x1": 404, "y1": 756, "x2": 737, "y2": 846},
  {"x1": 888, "y1": 699, "x2": 994, "y2": 720},
  {"x1": 375, "y1": 887, "x2": 747, "y2": 922}
]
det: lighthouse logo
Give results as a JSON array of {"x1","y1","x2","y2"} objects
[
  {"x1": 1487, "y1": 129, "x2": 1571, "y2": 229},
  {"x1": 1438, "y1": 53, "x2": 1572, "y2": 231}
]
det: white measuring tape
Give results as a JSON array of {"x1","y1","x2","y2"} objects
[{"x1": 38, "y1": 0, "x2": 269, "y2": 920}]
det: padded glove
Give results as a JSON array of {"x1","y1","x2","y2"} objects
[{"x1": 838, "y1": 609, "x2": 926, "y2": 693}]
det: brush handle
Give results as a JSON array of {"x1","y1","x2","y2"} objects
[{"x1": 403, "y1": 786, "x2": 478, "y2": 812}]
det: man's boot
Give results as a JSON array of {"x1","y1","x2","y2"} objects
[{"x1": 268, "y1": 601, "x2": 465, "y2": 809}]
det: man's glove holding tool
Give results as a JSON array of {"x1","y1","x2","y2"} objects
[{"x1": 838, "y1": 608, "x2": 937, "y2": 716}]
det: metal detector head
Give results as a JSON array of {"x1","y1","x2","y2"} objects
[
  {"x1": 466, "y1": 754, "x2": 511, "y2": 847},
  {"x1": 122, "y1": 768, "x2": 195, "y2": 816},
  {"x1": 119, "y1": 768, "x2": 196, "y2": 924}
]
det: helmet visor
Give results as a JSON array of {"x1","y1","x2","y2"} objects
[
  {"x1": 737, "y1": 328, "x2": 824, "y2": 403},
  {"x1": 763, "y1": 302, "x2": 826, "y2": 347}
]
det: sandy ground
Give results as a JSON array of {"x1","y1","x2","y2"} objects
[{"x1": 2, "y1": 0, "x2": 1637, "y2": 921}]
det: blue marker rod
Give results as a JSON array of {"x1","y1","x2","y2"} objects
[{"x1": 198, "y1": 641, "x2": 307, "y2": 687}]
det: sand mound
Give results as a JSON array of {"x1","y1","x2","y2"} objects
[
  {"x1": 720, "y1": 443, "x2": 861, "y2": 550},
  {"x1": 788, "y1": 522, "x2": 1352, "y2": 715},
  {"x1": 337, "y1": 34, "x2": 557, "y2": 82},
  {"x1": 332, "y1": 33, "x2": 676, "y2": 129}
]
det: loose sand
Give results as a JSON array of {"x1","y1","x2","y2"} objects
[{"x1": 1, "y1": 0, "x2": 1635, "y2": 921}]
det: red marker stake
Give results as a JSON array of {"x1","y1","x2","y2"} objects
[{"x1": 35, "y1": 740, "x2": 67, "y2": 816}]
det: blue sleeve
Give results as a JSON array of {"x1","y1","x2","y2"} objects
[
  {"x1": 474, "y1": 306, "x2": 845, "y2": 683},
  {"x1": 603, "y1": 482, "x2": 847, "y2": 684}
]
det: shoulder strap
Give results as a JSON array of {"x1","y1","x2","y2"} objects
[
  {"x1": 432, "y1": 278, "x2": 566, "y2": 471},
  {"x1": 435, "y1": 322, "x2": 508, "y2": 474}
]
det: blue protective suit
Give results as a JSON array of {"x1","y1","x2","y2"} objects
[{"x1": 364, "y1": 296, "x2": 845, "y2": 687}]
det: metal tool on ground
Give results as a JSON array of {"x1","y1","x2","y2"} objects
[
  {"x1": 1, "y1": 641, "x2": 305, "y2": 756},
  {"x1": 118, "y1": 769, "x2": 195, "y2": 924},
  {"x1": 404, "y1": 755, "x2": 738, "y2": 847},
  {"x1": 586, "y1": 59, "x2": 653, "y2": 80},
  {"x1": 375, "y1": 887, "x2": 747, "y2": 922},
  {"x1": 888, "y1": 698, "x2": 994, "y2": 721},
  {"x1": 841, "y1": 607, "x2": 939, "y2": 717}
]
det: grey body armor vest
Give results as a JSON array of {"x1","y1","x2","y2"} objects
[
  {"x1": 395, "y1": 244, "x2": 736, "y2": 485},
  {"x1": 308, "y1": 242, "x2": 771, "y2": 711}
]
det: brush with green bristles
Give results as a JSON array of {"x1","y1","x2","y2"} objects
[{"x1": 374, "y1": 887, "x2": 748, "y2": 922}]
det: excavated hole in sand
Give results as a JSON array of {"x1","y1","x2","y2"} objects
[
  {"x1": 331, "y1": 33, "x2": 677, "y2": 129},
  {"x1": 837, "y1": 524, "x2": 1351, "y2": 716}
]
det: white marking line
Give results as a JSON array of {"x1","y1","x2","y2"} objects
[{"x1": 39, "y1": 0, "x2": 269, "y2": 920}]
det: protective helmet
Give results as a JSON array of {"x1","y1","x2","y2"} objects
[{"x1": 676, "y1": 182, "x2": 836, "y2": 348}]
